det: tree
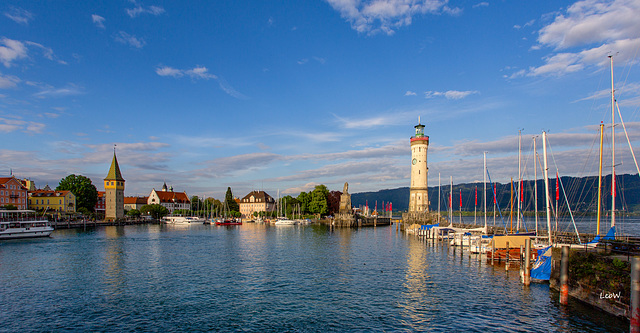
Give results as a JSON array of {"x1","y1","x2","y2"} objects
[
  {"x1": 297, "y1": 192, "x2": 311, "y2": 215},
  {"x1": 224, "y1": 187, "x2": 239, "y2": 214},
  {"x1": 126, "y1": 209, "x2": 141, "y2": 218},
  {"x1": 140, "y1": 204, "x2": 169, "y2": 220},
  {"x1": 282, "y1": 195, "x2": 299, "y2": 217},
  {"x1": 2, "y1": 204, "x2": 17, "y2": 210},
  {"x1": 56, "y1": 174, "x2": 98, "y2": 212},
  {"x1": 190, "y1": 195, "x2": 203, "y2": 213},
  {"x1": 328, "y1": 190, "x2": 342, "y2": 215},
  {"x1": 308, "y1": 185, "x2": 329, "y2": 216}
]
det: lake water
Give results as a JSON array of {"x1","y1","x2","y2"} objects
[{"x1": 0, "y1": 223, "x2": 629, "y2": 332}]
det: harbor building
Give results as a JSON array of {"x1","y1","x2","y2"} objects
[
  {"x1": 239, "y1": 190, "x2": 276, "y2": 218},
  {"x1": 124, "y1": 196, "x2": 148, "y2": 211},
  {"x1": 0, "y1": 176, "x2": 28, "y2": 209},
  {"x1": 28, "y1": 190, "x2": 76, "y2": 214},
  {"x1": 104, "y1": 150, "x2": 125, "y2": 221},
  {"x1": 147, "y1": 183, "x2": 191, "y2": 213}
]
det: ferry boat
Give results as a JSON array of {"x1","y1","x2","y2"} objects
[{"x1": 0, "y1": 210, "x2": 54, "y2": 240}]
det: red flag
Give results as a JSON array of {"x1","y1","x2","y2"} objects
[
  {"x1": 556, "y1": 172, "x2": 560, "y2": 201},
  {"x1": 449, "y1": 193, "x2": 451, "y2": 208},
  {"x1": 520, "y1": 179, "x2": 524, "y2": 202},
  {"x1": 459, "y1": 189, "x2": 462, "y2": 208},
  {"x1": 475, "y1": 187, "x2": 477, "y2": 206},
  {"x1": 612, "y1": 172, "x2": 616, "y2": 197},
  {"x1": 390, "y1": 202, "x2": 392, "y2": 211},
  {"x1": 493, "y1": 184, "x2": 496, "y2": 204}
]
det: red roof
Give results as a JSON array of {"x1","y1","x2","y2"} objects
[
  {"x1": 124, "y1": 196, "x2": 148, "y2": 204},
  {"x1": 154, "y1": 191, "x2": 190, "y2": 204}
]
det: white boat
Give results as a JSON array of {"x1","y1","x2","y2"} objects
[
  {"x1": 0, "y1": 210, "x2": 53, "y2": 240},
  {"x1": 274, "y1": 218, "x2": 298, "y2": 225},
  {"x1": 162, "y1": 216, "x2": 201, "y2": 224}
]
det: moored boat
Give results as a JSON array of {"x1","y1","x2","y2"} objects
[
  {"x1": 0, "y1": 210, "x2": 54, "y2": 240},
  {"x1": 274, "y1": 218, "x2": 297, "y2": 225}
]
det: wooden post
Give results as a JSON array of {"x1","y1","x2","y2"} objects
[
  {"x1": 524, "y1": 239, "x2": 531, "y2": 286},
  {"x1": 491, "y1": 239, "x2": 495, "y2": 265},
  {"x1": 559, "y1": 246, "x2": 569, "y2": 305},
  {"x1": 506, "y1": 241, "x2": 510, "y2": 262},
  {"x1": 631, "y1": 257, "x2": 640, "y2": 333}
]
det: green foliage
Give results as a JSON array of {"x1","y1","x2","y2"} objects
[
  {"x1": 174, "y1": 209, "x2": 190, "y2": 216},
  {"x1": 140, "y1": 204, "x2": 169, "y2": 220},
  {"x1": 126, "y1": 209, "x2": 141, "y2": 217},
  {"x1": 2, "y1": 204, "x2": 18, "y2": 210},
  {"x1": 297, "y1": 192, "x2": 311, "y2": 214},
  {"x1": 224, "y1": 187, "x2": 240, "y2": 213},
  {"x1": 190, "y1": 196, "x2": 204, "y2": 211},
  {"x1": 308, "y1": 185, "x2": 329, "y2": 216},
  {"x1": 56, "y1": 174, "x2": 98, "y2": 212}
]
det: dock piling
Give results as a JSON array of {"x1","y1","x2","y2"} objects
[
  {"x1": 523, "y1": 239, "x2": 531, "y2": 286},
  {"x1": 560, "y1": 246, "x2": 569, "y2": 305}
]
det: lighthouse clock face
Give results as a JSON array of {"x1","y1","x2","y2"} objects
[{"x1": 412, "y1": 158, "x2": 417, "y2": 165}]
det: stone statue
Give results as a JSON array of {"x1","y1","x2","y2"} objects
[{"x1": 339, "y1": 182, "x2": 352, "y2": 214}]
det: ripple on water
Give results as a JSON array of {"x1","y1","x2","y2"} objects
[{"x1": 0, "y1": 224, "x2": 629, "y2": 332}]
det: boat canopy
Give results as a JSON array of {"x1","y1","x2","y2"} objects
[{"x1": 491, "y1": 235, "x2": 530, "y2": 249}]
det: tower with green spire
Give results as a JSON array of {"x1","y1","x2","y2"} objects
[{"x1": 104, "y1": 147, "x2": 125, "y2": 221}]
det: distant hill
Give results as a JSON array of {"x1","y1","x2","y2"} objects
[{"x1": 352, "y1": 174, "x2": 640, "y2": 213}]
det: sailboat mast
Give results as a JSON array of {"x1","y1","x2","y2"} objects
[
  {"x1": 449, "y1": 176, "x2": 453, "y2": 225},
  {"x1": 609, "y1": 55, "x2": 616, "y2": 228},
  {"x1": 533, "y1": 136, "x2": 538, "y2": 236},
  {"x1": 597, "y1": 122, "x2": 604, "y2": 236},
  {"x1": 543, "y1": 131, "x2": 552, "y2": 245},
  {"x1": 483, "y1": 152, "x2": 487, "y2": 229},
  {"x1": 438, "y1": 173, "x2": 441, "y2": 221},
  {"x1": 517, "y1": 129, "x2": 522, "y2": 230}
]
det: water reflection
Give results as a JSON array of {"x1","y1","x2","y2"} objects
[{"x1": 104, "y1": 226, "x2": 126, "y2": 297}]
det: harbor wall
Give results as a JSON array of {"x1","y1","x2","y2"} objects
[{"x1": 549, "y1": 247, "x2": 631, "y2": 319}]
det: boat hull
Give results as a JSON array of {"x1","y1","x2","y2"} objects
[{"x1": 0, "y1": 227, "x2": 54, "y2": 240}]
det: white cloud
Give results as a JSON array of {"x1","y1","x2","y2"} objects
[
  {"x1": 0, "y1": 73, "x2": 20, "y2": 88},
  {"x1": 425, "y1": 90, "x2": 479, "y2": 99},
  {"x1": 0, "y1": 117, "x2": 46, "y2": 134},
  {"x1": 156, "y1": 65, "x2": 247, "y2": 99},
  {"x1": 326, "y1": 0, "x2": 462, "y2": 35},
  {"x1": 4, "y1": 7, "x2": 33, "y2": 25},
  {"x1": 473, "y1": 2, "x2": 489, "y2": 8},
  {"x1": 114, "y1": 31, "x2": 146, "y2": 49},
  {"x1": 0, "y1": 38, "x2": 27, "y2": 67},
  {"x1": 156, "y1": 65, "x2": 216, "y2": 80},
  {"x1": 92, "y1": 14, "x2": 106, "y2": 29},
  {"x1": 126, "y1": 3, "x2": 165, "y2": 18},
  {"x1": 405, "y1": 90, "x2": 417, "y2": 96},
  {"x1": 24, "y1": 41, "x2": 65, "y2": 64},
  {"x1": 34, "y1": 84, "x2": 83, "y2": 98},
  {"x1": 523, "y1": 0, "x2": 640, "y2": 77}
]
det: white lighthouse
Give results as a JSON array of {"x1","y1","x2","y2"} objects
[{"x1": 409, "y1": 117, "x2": 429, "y2": 212}]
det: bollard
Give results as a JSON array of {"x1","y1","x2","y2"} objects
[
  {"x1": 523, "y1": 239, "x2": 531, "y2": 286},
  {"x1": 632, "y1": 257, "x2": 640, "y2": 333},
  {"x1": 559, "y1": 246, "x2": 570, "y2": 305}
]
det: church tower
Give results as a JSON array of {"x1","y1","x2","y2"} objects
[
  {"x1": 409, "y1": 117, "x2": 429, "y2": 212},
  {"x1": 104, "y1": 148, "x2": 125, "y2": 221}
]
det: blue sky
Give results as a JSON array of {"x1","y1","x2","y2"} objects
[{"x1": 1, "y1": 0, "x2": 639, "y2": 200}]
